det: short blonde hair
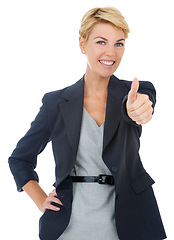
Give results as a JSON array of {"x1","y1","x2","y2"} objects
[{"x1": 79, "y1": 7, "x2": 130, "y2": 43}]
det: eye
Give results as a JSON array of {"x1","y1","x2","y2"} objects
[
  {"x1": 97, "y1": 41, "x2": 105, "y2": 45},
  {"x1": 115, "y1": 42, "x2": 124, "y2": 47}
]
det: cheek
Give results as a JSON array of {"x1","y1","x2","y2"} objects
[
  {"x1": 86, "y1": 48, "x2": 102, "y2": 65},
  {"x1": 114, "y1": 50, "x2": 124, "y2": 65},
  {"x1": 91, "y1": 47, "x2": 102, "y2": 60},
  {"x1": 87, "y1": 43, "x2": 103, "y2": 55},
  {"x1": 118, "y1": 48, "x2": 125, "y2": 59}
]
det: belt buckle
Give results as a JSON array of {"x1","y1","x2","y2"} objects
[{"x1": 98, "y1": 174, "x2": 107, "y2": 184}]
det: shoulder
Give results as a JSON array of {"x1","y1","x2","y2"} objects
[
  {"x1": 43, "y1": 76, "x2": 84, "y2": 104},
  {"x1": 111, "y1": 75, "x2": 156, "y2": 95},
  {"x1": 114, "y1": 75, "x2": 155, "y2": 90},
  {"x1": 43, "y1": 88, "x2": 67, "y2": 105}
]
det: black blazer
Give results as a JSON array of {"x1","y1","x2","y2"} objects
[{"x1": 9, "y1": 75, "x2": 166, "y2": 240}]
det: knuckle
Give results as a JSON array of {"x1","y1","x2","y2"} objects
[
  {"x1": 149, "y1": 105, "x2": 153, "y2": 110},
  {"x1": 132, "y1": 104, "x2": 137, "y2": 111},
  {"x1": 139, "y1": 113, "x2": 146, "y2": 121},
  {"x1": 148, "y1": 107, "x2": 153, "y2": 115},
  {"x1": 147, "y1": 101, "x2": 152, "y2": 107},
  {"x1": 142, "y1": 94, "x2": 148, "y2": 101},
  {"x1": 145, "y1": 95, "x2": 149, "y2": 100},
  {"x1": 128, "y1": 102, "x2": 136, "y2": 111},
  {"x1": 138, "y1": 115, "x2": 144, "y2": 121},
  {"x1": 142, "y1": 119, "x2": 147, "y2": 124},
  {"x1": 51, "y1": 196, "x2": 56, "y2": 202},
  {"x1": 47, "y1": 196, "x2": 53, "y2": 203},
  {"x1": 49, "y1": 192, "x2": 53, "y2": 197},
  {"x1": 135, "y1": 109, "x2": 141, "y2": 116},
  {"x1": 129, "y1": 114, "x2": 135, "y2": 120},
  {"x1": 138, "y1": 119, "x2": 145, "y2": 125},
  {"x1": 133, "y1": 107, "x2": 141, "y2": 116}
]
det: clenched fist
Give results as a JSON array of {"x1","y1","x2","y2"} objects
[{"x1": 126, "y1": 78, "x2": 153, "y2": 125}]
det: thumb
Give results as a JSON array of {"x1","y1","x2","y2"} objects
[{"x1": 127, "y1": 77, "x2": 139, "y2": 105}]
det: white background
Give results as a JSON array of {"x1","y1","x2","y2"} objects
[{"x1": 0, "y1": 0, "x2": 173, "y2": 239}]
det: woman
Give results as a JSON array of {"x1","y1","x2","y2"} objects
[{"x1": 9, "y1": 7, "x2": 166, "y2": 240}]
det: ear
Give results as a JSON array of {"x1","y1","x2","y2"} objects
[{"x1": 79, "y1": 36, "x2": 86, "y2": 54}]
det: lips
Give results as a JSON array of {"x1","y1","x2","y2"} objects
[{"x1": 99, "y1": 60, "x2": 115, "y2": 66}]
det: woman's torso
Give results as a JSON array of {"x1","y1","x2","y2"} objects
[{"x1": 58, "y1": 107, "x2": 119, "y2": 240}]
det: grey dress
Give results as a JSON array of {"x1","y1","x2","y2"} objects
[{"x1": 58, "y1": 108, "x2": 119, "y2": 240}]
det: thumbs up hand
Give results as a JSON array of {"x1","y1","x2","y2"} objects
[{"x1": 126, "y1": 78, "x2": 153, "y2": 125}]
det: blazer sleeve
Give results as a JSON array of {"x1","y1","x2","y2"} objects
[
  {"x1": 8, "y1": 94, "x2": 52, "y2": 192},
  {"x1": 121, "y1": 80, "x2": 156, "y2": 127}
]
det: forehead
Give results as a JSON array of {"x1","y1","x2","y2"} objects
[{"x1": 89, "y1": 22, "x2": 125, "y2": 40}]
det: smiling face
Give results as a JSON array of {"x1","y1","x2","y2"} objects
[{"x1": 79, "y1": 22, "x2": 125, "y2": 80}]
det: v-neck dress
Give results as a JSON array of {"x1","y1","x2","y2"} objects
[{"x1": 58, "y1": 108, "x2": 119, "y2": 240}]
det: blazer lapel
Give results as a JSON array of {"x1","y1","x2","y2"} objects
[
  {"x1": 103, "y1": 75, "x2": 124, "y2": 152},
  {"x1": 58, "y1": 75, "x2": 125, "y2": 157},
  {"x1": 59, "y1": 77, "x2": 84, "y2": 157}
]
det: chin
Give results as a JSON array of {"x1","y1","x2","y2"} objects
[
  {"x1": 98, "y1": 70, "x2": 116, "y2": 79},
  {"x1": 97, "y1": 67, "x2": 118, "y2": 79}
]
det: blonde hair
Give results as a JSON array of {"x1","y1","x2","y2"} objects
[{"x1": 79, "y1": 7, "x2": 130, "y2": 43}]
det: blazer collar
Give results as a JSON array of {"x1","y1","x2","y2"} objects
[
  {"x1": 60, "y1": 76, "x2": 85, "y2": 101},
  {"x1": 58, "y1": 75, "x2": 124, "y2": 157}
]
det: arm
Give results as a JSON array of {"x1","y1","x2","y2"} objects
[
  {"x1": 9, "y1": 93, "x2": 64, "y2": 212},
  {"x1": 22, "y1": 180, "x2": 48, "y2": 212},
  {"x1": 9, "y1": 93, "x2": 63, "y2": 212},
  {"x1": 22, "y1": 180, "x2": 63, "y2": 213},
  {"x1": 8, "y1": 94, "x2": 51, "y2": 192}
]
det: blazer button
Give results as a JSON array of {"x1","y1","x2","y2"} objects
[{"x1": 111, "y1": 166, "x2": 118, "y2": 173}]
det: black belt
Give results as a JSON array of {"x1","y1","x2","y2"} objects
[{"x1": 71, "y1": 174, "x2": 115, "y2": 185}]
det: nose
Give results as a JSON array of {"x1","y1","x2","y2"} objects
[{"x1": 105, "y1": 45, "x2": 115, "y2": 57}]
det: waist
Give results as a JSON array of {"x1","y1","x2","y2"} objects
[{"x1": 71, "y1": 174, "x2": 115, "y2": 185}]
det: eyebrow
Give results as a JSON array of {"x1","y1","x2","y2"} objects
[{"x1": 94, "y1": 36, "x2": 125, "y2": 42}]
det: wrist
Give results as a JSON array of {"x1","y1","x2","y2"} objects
[
  {"x1": 37, "y1": 196, "x2": 47, "y2": 213},
  {"x1": 22, "y1": 180, "x2": 48, "y2": 212}
]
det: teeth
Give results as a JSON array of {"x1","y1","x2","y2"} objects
[{"x1": 99, "y1": 60, "x2": 114, "y2": 66}]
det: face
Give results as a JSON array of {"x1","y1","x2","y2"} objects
[{"x1": 79, "y1": 22, "x2": 125, "y2": 79}]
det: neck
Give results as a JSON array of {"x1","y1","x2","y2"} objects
[{"x1": 84, "y1": 67, "x2": 110, "y2": 97}]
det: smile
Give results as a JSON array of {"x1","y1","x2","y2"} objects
[{"x1": 99, "y1": 60, "x2": 115, "y2": 66}]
